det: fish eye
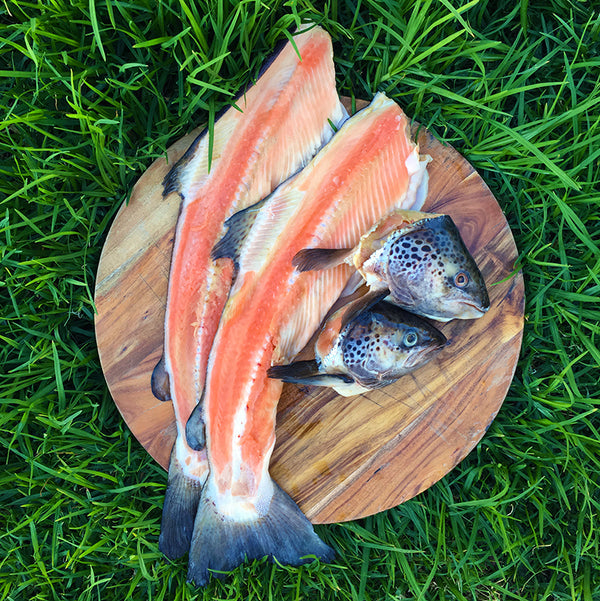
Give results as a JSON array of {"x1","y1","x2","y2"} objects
[
  {"x1": 404, "y1": 331, "x2": 418, "y2": 347},
  {"x1": 454, "y1": 271, "x2": 469, "y2": 287}
]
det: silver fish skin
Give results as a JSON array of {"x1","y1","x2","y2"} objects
[
  {"x1": 293, "y1": 209, "x2": 490, "y2": 322},
  {"x1": 268, "y1": 293, "x2": 448, "y2": 396}
]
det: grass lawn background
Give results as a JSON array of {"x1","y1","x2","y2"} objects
[{"x1": 1, "y1": 0, "x2": 599, "y2": 599}]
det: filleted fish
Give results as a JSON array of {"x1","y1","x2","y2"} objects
[
  {"x1": 153, "y1": 25, "x2": 348, "y2": 559},
  {"x1": 184, "y1": 93, "x2": 430, "y2": 585}
]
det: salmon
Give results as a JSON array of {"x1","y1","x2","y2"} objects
[
  {"x1": 185, "y1": 93, "x2": 430, "y2": 585},
  {"x1": 293, "y1": 209, "x2": 490, "y2": 321},
  {"x1": 154, "y1": 25, "x2": 348, "y2": 559},
  {"x1": 267, "y1": 292, "x2": 448, "y2": 395}
]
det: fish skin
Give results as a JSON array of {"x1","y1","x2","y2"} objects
[
  {"x1": 156, "y1": 25, "x2": 348, "y2": 559},
  {"x1": 187, "y1": 93, "x2": 429, "y2": 585},
  {"x1": 268, "y1": 295, "x2": 448, "y2": 396},
  {"x1": 358, "y1": 211, "x2": 490, "y2": 321},
  {"x1": 318, "y1": 299, "x2": 449, "y2": 393},
  {"x1": 293, "y1": 209, "x2": 490, "y2": 322}
]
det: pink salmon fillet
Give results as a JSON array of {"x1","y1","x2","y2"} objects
[
  {"x1": 156, "y1": 25, "x2": 347, "y2": 559},
  {"x1": 186, "y1": 92, "x2": 429, "y2": 585}
]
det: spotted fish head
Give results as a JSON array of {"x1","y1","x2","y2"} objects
[
  {"x1": 340, "y1": 302, "x2": 448, "y2": 388},
  {"x1": 376, "y1": 215, "x2": 490, "y2": 321}
]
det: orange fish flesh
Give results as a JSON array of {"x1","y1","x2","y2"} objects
[
  {"x1": 156, "y1": 25, "x2": 348, "y2": 559},
  {"x1": 185, "y1": 92, "x2": 430, "y2": 585}
]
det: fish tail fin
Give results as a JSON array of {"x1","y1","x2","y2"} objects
[
  {"x1": 187, "y1": 481, "x2": 334, "y2": 586},
  {"x1": 159, "y1": 435, "x2": 208, "y2": 560}
]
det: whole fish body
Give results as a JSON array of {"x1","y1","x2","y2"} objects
[
  {"x1": 293, "y1": 209, "x2": 490, "y2": 321},
  {"x1": 155, "y1": 25, "x2": 348, "y2": 559},
  {"x1": 185, "y1": 92, "x2": 430, "y2": 585},
  {"x1": 268, "y1": 292, "x2": 448, "y2": 395}
]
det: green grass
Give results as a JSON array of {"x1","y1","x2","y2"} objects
[{"x1": 1, "y1": 0, "x2": 599, "y2": 599}]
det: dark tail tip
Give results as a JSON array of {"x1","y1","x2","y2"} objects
[{"x1": 159, "y1": 441, "x2": 205, "y2": 560}]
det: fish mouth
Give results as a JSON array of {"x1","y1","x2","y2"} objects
[
  {"x1": 405, "y1": 341, "x2": 448, "y2": 368},
  {"x1": 462, "y1": 301, "x2": 489, "y2": 317}
]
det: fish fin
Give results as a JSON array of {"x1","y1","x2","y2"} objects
[
  {"x1": 159, "y1": 437, "x2": 207, "y2": 560},
  {"x1": 150, "y1": 354, "x2": 171, "y2": 402},
  {"x1": 279, "y1": 371, "x2": 355, "y2": 388},
  {"x1": 163, "y1": 100, "x2": 246, "y2": 198},
  {"x1": 339, "y1": 289, "x2": 390, "y2": 329},
  {"x1": 211, "y1": 196, "x2": 269, "y2": 270},
  {"x1": 330, "y1": 381, "x2": 373, "y2": 396},
  {"x1": 353, "y1": 374, "x2": 393, "y2": 390},
  {"x1": 187, "y1": 481, "x2": 334, "y2": 586},
  {"x1": 388, "y1": 281, "x2": 417, "y2": 308},
  {"x1": 292, "y1": 247, "x2": 353, "y2": 272},
  {"x1": 162, "y1": 131, "x2": 206, "y2": 197},
  {"x1": 338, "y1": 270, "x2": 365, "y2": 298},
  {"x1": 185, "y1": 402, "x2": 206, "y2": 452},
  {"x1": 267, "y1": 359, "x2": 319, "y2": 380},
  {"x1": 268, "y1": 360, "x2": 354, "y2": 386}
]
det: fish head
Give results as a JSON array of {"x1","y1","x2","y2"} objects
[
  {"x1": 340, "y1": 302, "x2": 448, "y2": 388},
  {"x1": 378, "y1": 215, "x2": 490, "y2": 321}
]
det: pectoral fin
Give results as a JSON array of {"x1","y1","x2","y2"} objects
[
  {"x1": 338, "y1": 270, "x2": 365, "y2": 298},
  {"x1": 267, "y1": 360, "x2": 354, "y2": 387},
  {"x1": 387, "y1": 281, "x2": 416, "y2": 308},
  {"x1": 292, "y1": 247, "x2": 353, "y2": 272},
  {"x1": 339, "y1": 289, "x2": 390, "y2": 329}
]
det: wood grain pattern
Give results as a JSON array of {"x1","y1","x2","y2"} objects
[{"x1": 94, "y1": 97, "x2": 524, "y2": 524}]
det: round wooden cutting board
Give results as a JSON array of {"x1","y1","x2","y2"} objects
[{"x1": 94, "y1": 97, "x2": 524, "y2": 524}]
